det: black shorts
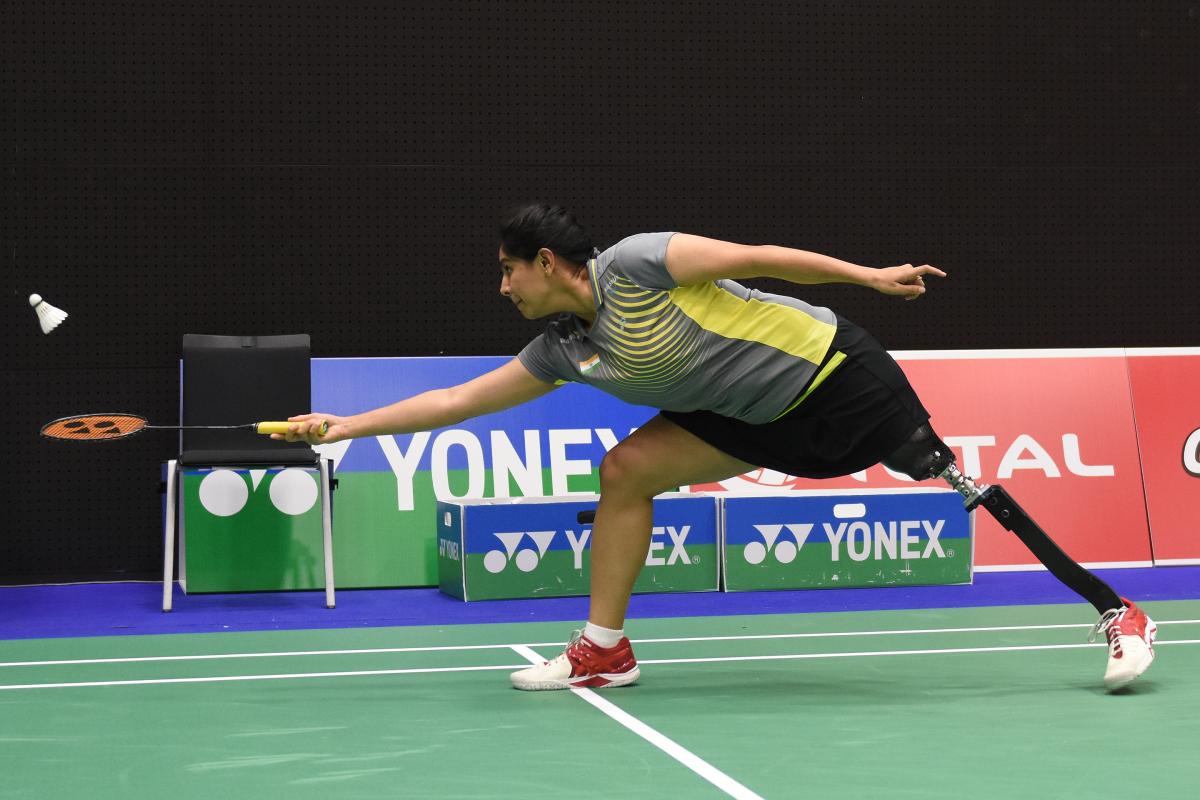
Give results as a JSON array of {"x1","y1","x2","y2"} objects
[{"x1": 660, "y1": 317, "x2": 930, "y2": 479}]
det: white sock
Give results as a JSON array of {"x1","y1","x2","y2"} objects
[{"x1": 583, "y1": 622, "x2": 624, "y2": 648}]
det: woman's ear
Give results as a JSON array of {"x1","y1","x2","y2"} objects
[{"x1": 538, "y1": 247, "x2": 555, "y2": 274}]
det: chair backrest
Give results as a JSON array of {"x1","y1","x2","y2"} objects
[{"x1": 181, "y1": 334, "x2": 315, "y2": 461}]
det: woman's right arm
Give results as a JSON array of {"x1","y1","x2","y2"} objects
[{"x1": 275, "y1": 357, "x2": 559, "y2": 444}]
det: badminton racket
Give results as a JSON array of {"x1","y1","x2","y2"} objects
[{"x1": 40, "y1": 413, "x2": 327, "y2": 441}]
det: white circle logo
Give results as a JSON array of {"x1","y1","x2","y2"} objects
[
  {"x1": 269, "y1": 468, "x2": 319, "y2": 515},
  {"x1": 513, "y1": 549, "x2": 539, "y2": 572},
  {"x1": 198, "y1": 470, "x2": 249, "y2": 516},
  {"x1": 774, "y1": 541, "x2": 798, "y2": 564}
]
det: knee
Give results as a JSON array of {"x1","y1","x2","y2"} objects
[
  {"x1": 882, "y1": 423, "x2": 955, "y2": 481},
  {"x1": 599, "y1": 444, "x2": 657, "y2": 497}
]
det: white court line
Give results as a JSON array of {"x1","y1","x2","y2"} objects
[
  {"x1": 0, "y1": 643, "x2": 520, "y2": 668},
  {"x1": 2, "y1": 639, "x2": 1198, "y2": 692},
  {"x1": 638, "y1": 639, "x2": 1200, "y2": 666},
  {"x1": 510, "y1": 644, "x2": 764, "y2": 800},
  {"x1": 626, "y1": 619, "x2": 1200, "y2": 646},
  {"x1": 4, "y1": 619, "x2": 1198, "y2": 668},
  {"x1": 0, "y1": 663, "x2": 525, "y2": 691}
]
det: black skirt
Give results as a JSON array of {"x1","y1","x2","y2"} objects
[{"x1": 660, "y1": 317, "x2": 930, "y2": 479}]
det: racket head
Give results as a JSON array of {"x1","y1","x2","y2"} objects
[{"x1": 41, "y1": 413, "x2": 150, "y2": 441}]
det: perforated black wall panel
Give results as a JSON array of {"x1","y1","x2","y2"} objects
[{"x1": 3, "y1": 2, "x2": 1197, "y2": 582}]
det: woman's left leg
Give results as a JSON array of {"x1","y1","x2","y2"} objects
[
  {"x1": 510, "y1": 414, "x2": 753, "y2": 690},
  {"x1": 588, "y1": 414, "x2": 755, "y2": 629}
]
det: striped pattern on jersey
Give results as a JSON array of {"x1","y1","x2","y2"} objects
[{"x1": 519, "y1": 232, "x2": 843, "y2": 424}]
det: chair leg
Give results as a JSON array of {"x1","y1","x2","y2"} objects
[
  {"x1": 163, "y1": 459, "x2": 179, "y2": 612},
  {"x1": 319, "y1": 458, "x2": 336, "y2": 608}
]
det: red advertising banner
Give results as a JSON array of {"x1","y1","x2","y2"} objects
[
  {"x1": 692, "y1": 351, "x2": 1153, "y2": 569},
  {"x1": 1127, "y1": 350, "x2": 1200, "y2": 564}
]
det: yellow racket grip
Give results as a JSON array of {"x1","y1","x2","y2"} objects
[{"x1": 256, "y1": 421, "x2": 329, "y2": 436}]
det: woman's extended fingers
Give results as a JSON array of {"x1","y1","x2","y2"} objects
[
  {"x1": 899, "y1": 264, "x2": 946, "y2": 281},
  {"x1": 880, "y1": 264, "x2": 946, "y2": 300},
  {"x1": 913, "y1": 264, "x2": 947, "y2": 279}
]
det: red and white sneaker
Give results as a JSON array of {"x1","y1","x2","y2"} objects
[
  {"x1": 511, "y1": 630, "x2": 640, "y2": 691},
  {"x1": 1090, "y1": 598, "x2": 1157, "y2": 691}
]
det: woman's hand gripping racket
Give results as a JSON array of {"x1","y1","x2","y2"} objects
[
  {"x1": 40, "y1": 413, "x2": 331, "y2": 442},
  {"x1": 272, "y1": 414, "x2": 347, "y2": 444}
]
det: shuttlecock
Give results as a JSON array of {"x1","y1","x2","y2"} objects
[{"x1": 30, "y1": 294, "x2": 68, "y2": 334}]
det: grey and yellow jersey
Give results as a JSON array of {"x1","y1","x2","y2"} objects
[{"x1": 517, "y1": 232, "x2": 847, "y2": 424}]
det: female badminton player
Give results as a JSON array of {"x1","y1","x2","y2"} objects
[{"x1": 277, "y1": 203, "x2": 1156, "y2": 692}]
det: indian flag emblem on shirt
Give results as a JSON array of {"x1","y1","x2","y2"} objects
[{"x1": 578, "y1": 353, "x2": 601, "y2": 375}]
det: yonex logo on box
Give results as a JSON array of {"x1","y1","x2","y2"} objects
[
  {"x1": 646, "y1": 526, "x2": 694, "y2": 566},
  {"x1": 197, "y1": 468, "x2": 318, "y2": 517},
  {"x1": 438, "y1": 538, "x2": 460, "y2": 561},
  {"x1": 484, "y1": 530, "x2": 557, "y2": 573},
  {"x1": 482, "y1": 525, "x2": 696, "y2": 573},
  {"x1": 743, "y1": 524, "x2": 813, "y2": 564},
  {"x1": 740, "y1": 505, "x2": 952, "y2": 565},
  {"x1": 825, "y1": 520, "x2": 948, "y2": 561}
]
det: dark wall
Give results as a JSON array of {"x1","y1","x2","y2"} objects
[{"x1": 3, "y1": 1, "x2": 1197, "y2": 583}]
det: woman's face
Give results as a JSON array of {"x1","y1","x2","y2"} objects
[{"x1": 498, "y1": 246, "x2": 551, "y2": 318}]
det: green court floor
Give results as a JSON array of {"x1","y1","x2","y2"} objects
[{"x1": 2, "y1": 601, "x2": 1197, "y2": 799}]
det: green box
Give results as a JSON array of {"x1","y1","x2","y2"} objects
[
  {"x1": 180, "y1": 466, "x2": 325, "y2": 593},
  {"x1": 438, "y1": 494, "x2": 719, "y2": 601}
]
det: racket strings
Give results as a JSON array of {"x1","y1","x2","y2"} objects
[{"x1": 41, "y1": 414, "x2": 148, "y2": 440}]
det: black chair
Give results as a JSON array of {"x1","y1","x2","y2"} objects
[{"x1": 162, "y1": 334, "x2": 335, "y2": 610}]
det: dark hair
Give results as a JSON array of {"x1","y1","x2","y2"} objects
[{"x1": 500, "y1": 203, "x2": 595, "y2": 273}]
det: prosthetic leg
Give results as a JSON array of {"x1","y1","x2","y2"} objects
[
  {"x1": 883, "y1": 424, "x2": 1157, "y2": 688},
  {"x1": 883, "y1": 424, "x2": 1122, "y2": 613}
]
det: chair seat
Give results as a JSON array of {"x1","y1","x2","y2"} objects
[{"x1": 179, "y1": 448, "x2": 318, "y2": 467}]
